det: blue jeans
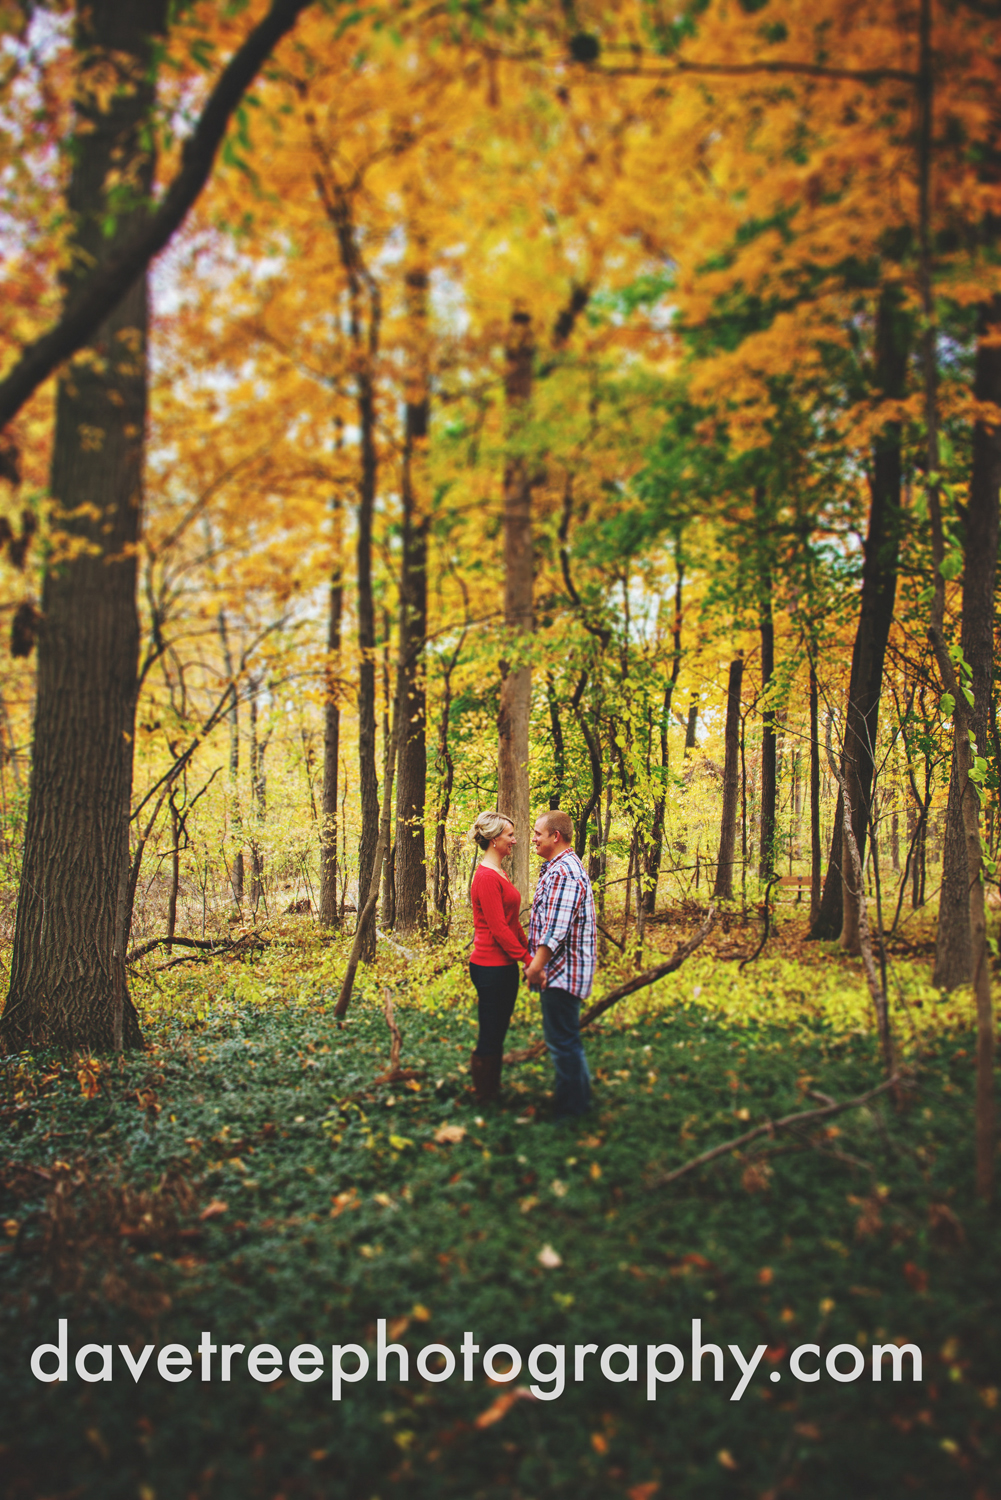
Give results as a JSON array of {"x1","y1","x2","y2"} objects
[{"x1": 540, "y1": 987, "x2": 591, "y2": 1118}]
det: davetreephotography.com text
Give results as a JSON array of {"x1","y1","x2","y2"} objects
[{"x1": 30, "y1": 1319, "x2": 922, "y2": 1402}]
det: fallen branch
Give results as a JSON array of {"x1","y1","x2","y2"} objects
[
  {"x1": 504, "y1": 907, "x2": 716, "y2": 1065},
  {"x1": 372, "y1": 986, "x2": 421, "y2": 1085},
  {"x1": 652, "y1": 1073, "x2": 905, "y2": 1187},
  {"x1": 126, "y1": 932, "x2": 264, "y2": 965}
]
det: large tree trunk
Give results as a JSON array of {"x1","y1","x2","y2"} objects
[
  {"x1": 393, "y1": 260, "x2": 430, "y2": 933},
  {"x1": 934, "y1": 293, "x2": 1001, "y2": 987},
  {"x1": 1, "y1": 0, "x2": 166, "y2": 1053},
  {"x1": 497, "y1": 309, "x2": 534, "y2": 900},
  {"x1": 811, "y1": 283, "x2": 908, "y2": 942},
  {"x1": 713, "y1": 656, "x2": 743, "y2": 901},
  {"x1": 319, "y1": 493, "x2": 343, "y2": 927}
]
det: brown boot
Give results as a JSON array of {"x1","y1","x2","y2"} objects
[{"x1": 470, "y1": 1052, "x2": 502, "y2": 1105}]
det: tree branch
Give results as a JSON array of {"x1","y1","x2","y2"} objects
[
  {"x1": 653, "y1": 1074, "x2": 905, "y2": 1186},
  {"x1": 0, "y1": 0, "x2": 315, "y2": 430}
]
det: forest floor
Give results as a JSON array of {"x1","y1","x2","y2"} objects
[{"x1": 0, "y1": 909, "x2": 997, "y2": 1500}]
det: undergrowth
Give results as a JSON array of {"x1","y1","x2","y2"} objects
[{"x1": 0, "y1": 918, "x2": 997, "y2": 1499}]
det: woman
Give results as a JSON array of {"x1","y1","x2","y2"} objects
[{"x1": 468, "y1": 810, "x2": 529, "y2": 1104}]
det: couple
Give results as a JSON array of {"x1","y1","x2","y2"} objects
[{"x1": 468, "y1": 808, "x2": 597, "y2": 1121}]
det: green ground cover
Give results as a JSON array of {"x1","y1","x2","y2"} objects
[{"x1": 1, "y1": 930, "x2": 997, "y2": 1499}]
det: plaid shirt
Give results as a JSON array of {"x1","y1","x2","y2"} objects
[{"x1": 529, "y1": 849, "x2": 597, "y2": 1000}]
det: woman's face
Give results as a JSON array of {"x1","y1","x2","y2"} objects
[{"x1": 491, "y1": 822, "x2": 516, "y2": 858}]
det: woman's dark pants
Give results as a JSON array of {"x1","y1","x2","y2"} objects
[{"x1": 469, "y1": 962, "x2": 519, "y2": 1056}]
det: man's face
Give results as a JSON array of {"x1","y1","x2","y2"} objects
[{"x1": 532, "y1": 817, "x2": 561, "y2": 862}]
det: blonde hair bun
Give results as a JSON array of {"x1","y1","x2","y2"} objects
[{"x1": 470, "y1": 810, "x2": 514, "y2": 851}]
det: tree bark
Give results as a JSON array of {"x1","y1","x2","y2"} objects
[
  {"x1": 315, "y1": 178, "x2": 381, "y2": 954},
  {"x1": 757, "y1": 494, "x2": 777, "y2": 881},
  {"x1": 1, "y1": 0, "x2": 167, "y2": 1053},
  {"x1": 217, "y1": 609, "x2": 243, "y2": 911},
  {"x1": 644, "y1": 537, "x2": 683, "y2": 912},
  {"x1": 319, "y1": 492, "x2": 343, "y2": 927},
  {"x1": 684, "y1": 695, "x2": 699, "y2": 752},
  {"x1": 934, "y1": 293, "x2": 1001, "y2": 988},
  {"x1": 547, "y1": 674, "x2": 566, "y2": 809},
  {"x1": 713, "y1": 656, "x2": 743, "y2": 901},
  {"x1": 809, "y1": 655, "x2": 822, "y2": 926},
  {"x1": 497, "y1": 309, "x2": 534, "y2": 900},
  {"x1": 393, "y1": 260, "x2": 430, "y2": 932},
  {"x1": 811, "y1": 283, "x2": 908, "y2": 941}
]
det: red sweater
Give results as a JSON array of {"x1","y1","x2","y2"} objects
[{"x1": 470, "y1": 864, "x2": 529, "y2": 966}]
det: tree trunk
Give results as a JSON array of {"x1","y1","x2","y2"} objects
[
  {"x1": 497, "y1": 309, "x2": 534, "y2": 900},
  {"x1": 713, "y1": 656, "x2": 743, "y2": 901},
  {"x1": 393, "y1": 260, "x2": 430, "y2": 933},
  {"x1": 812, "y1": 284, "x2": 908, "y2": 942},
  {"x1": 248, "y1": 682, "x2": 267, "y2": 916},
  {"x1": 757, "y1": 499, "x2": 777, "y2": 881},
  {"x1": 381, "y1": 609, "x2": 396, "y2": 929},
  {"x1": 547, "y1": 673, "x2": 565, "y2": 809},
  {"x1": 1, "y1": 0, "x2": 166, "y2": 1054},
  {"x1": 319, "y1": 492, "x2": 343, "y2": 928},
  {"x1": 217, "y1": 609, "x2": 243, "y2": 912},
  {"x1": 809, "y1": 656, "x2": 822, "y2": 926},
  {"x1": 355, "y1": 346, "x2": 379, "y2": 952},
  {"x1": 684, "y1": 695, "x2": 699, "y2": 753},
  {"x1": 934, "y1": 293, "x2": 1001, "y2": 988},
  {"x1": 318, "y1": 178, "x2": 381, "y2": 955},
  {"x1": 644, "y1": 538, "x2": 683, "y2": 912}
]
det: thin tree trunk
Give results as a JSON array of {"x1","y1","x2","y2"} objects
[
  {"x1": 319, "y1": 491, "x2": 343, "y2": 928},
  {"x1": 547, "y1": 673, "x2": 565, "y2": 809},
  {"x1": 248, "y1": 682, "x2": 268, "y2": 916},
  {"x1": 335, "y1": 657, "x2": 401, "y2": 1019},
  {"x1": 381, "y1": 607, "x2": 396, "y2": 929},
  {"x1": 1, "y1": 0, "x2": 166, "y2": 1053},
  {"x1": 645, "y1": 537, "x2": 683, "y2": 912},
  {"x1": 167, "y1": 797, "x2": 181, "y2": 952},
  {"x1": 713, "y1": 656, "x2": 743, "y2": 901},
  {"x1": 315, "y1": 175, "x2": 381, "y2": 955},
  {"x1": 809, "y1": 656, "x2": 822, "y2": 926},
  {"x1": 812, "y1": 284, "x2": 909, "y2": 942},
  {"x1": 685, "y1": 695, "x2": 699, "y2": 753},
  {"x1": 497, "y1": 309, "x2": 534, "y2": 899},
  {"x1": 757, "y1": 497, "x2": 777, "y2": 882},
  {"x1": 393, "y1": 258, "x2": 430, "y2": 932},
  {"x1": 217, "y1": 609, "x2": 243, "y2": 912}
]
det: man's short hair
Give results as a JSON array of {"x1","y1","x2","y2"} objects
[{"x1": 539, "y1": 809, "x2": 574, "y2": 845}]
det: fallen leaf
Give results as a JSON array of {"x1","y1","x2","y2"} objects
[
  {"x1": 475, "y1": 1386, "x2": 537, "y2": 1428},
  {"x1": 717, "y1": 1449, "x2": 738, "y2": 1470},
  {"x1": 434, "y1": 1124, "x2": 466, "y2": 1144},
  {"x1": 199, "y1": 1200, "x2": 228, "y2": 1221},
  {"x1": 538, "y1": 1244, "x2": 562, "y2": 1268}
]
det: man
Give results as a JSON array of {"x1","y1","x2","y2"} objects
[{"x1": 526, "y1": 809, "x2": 597, "y2": 1120}]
